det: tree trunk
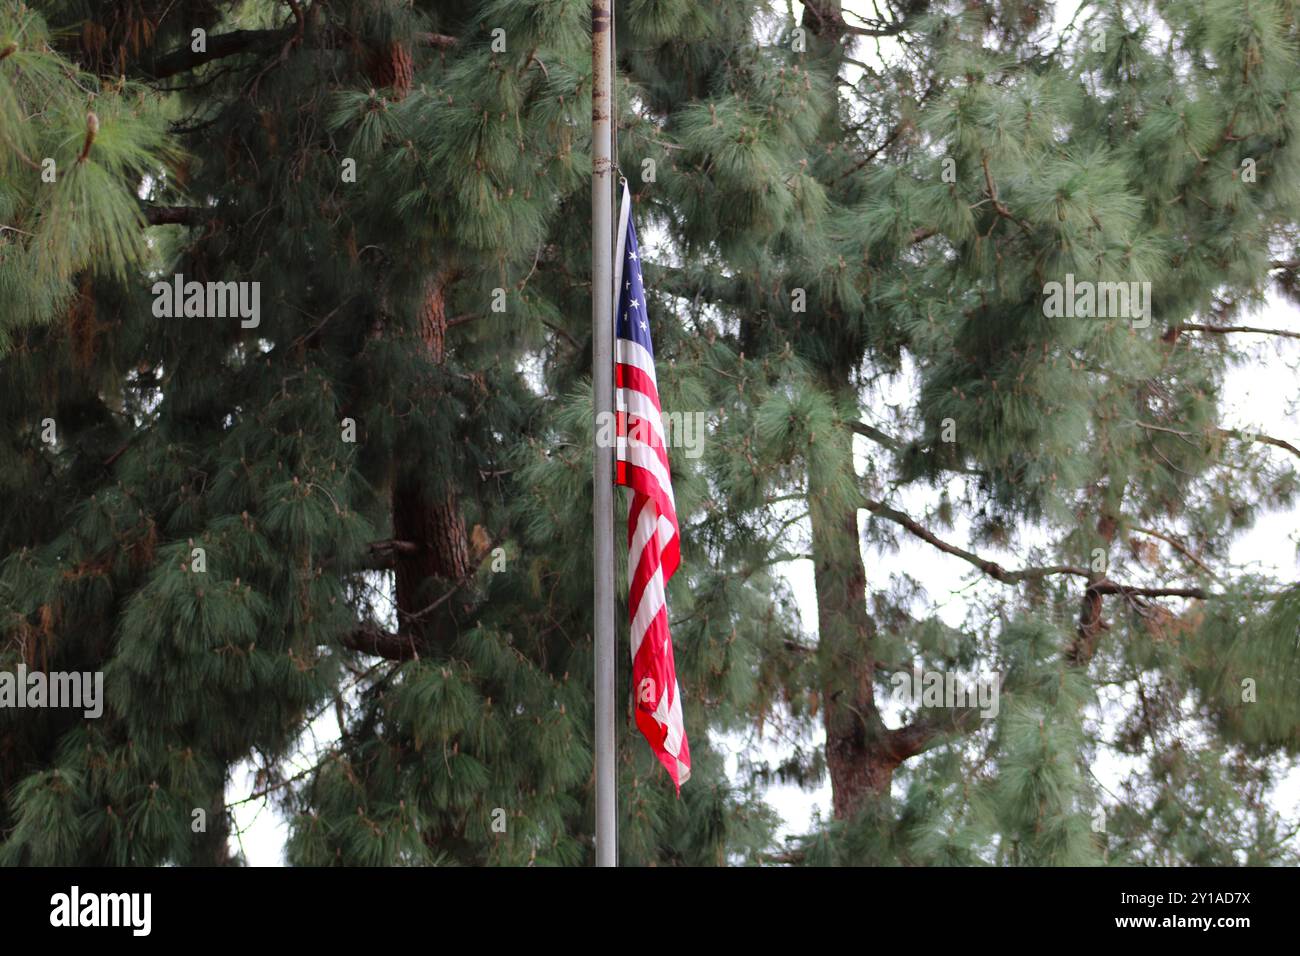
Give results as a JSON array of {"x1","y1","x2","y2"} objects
[
  {"x1": 808, "y1": 359, "x2": 898, "y2": 819},
  {"x1": 193, "y1": 794, "x2": 237, "y2": 866},
  {"x1": 390, "y1": 271, "x2": 470, "y2": 645},
  {"x1": 392, "y1": 481, "x2": 470, "y2": 635},
  {"x1": 801, "y1": 0, "x2": 846, "y2": 57},
  {"x1": 811, "y1": 488, "x2": 900, "y2": 818},
  {"x1": 795, "y1": 0, "x2": 903, "y2": 820}
]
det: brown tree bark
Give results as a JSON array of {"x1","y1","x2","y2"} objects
[
  {"x1": 142, "y1": 23, "x2": 456, "y2": 80},
  {"x1": 796, "y1": 0, "x2": 888, "y2": 822},
  {"x1": 392, "y1": 481, "x2": 470, "y2": 633},
  {"x1": 810, "y1": 493, "x2": 890, "y2": 820},
  {"x1": 389, "y1": 271, "x2": 471, "y2": 646},
  {"x1": 807, "y1": 351, "x2": 911, "y2": 820},
  {"x1": 1066, "y1": 512, "x2": 1117, "y2": 666}
]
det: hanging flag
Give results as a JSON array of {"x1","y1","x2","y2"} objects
[{"x1": 613, "y1": 182, "x2": 690, "y2": 790}]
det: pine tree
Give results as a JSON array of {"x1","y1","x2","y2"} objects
[
  {"x1": 0, "y1": 0, "x2": 800, "y2": 865},
  {"x1": 654, "y1": 0, "x2": 1300, "y2": 864},
  {"x1": 4, "y1": 0, "x2": 1299, "y2": 870}
]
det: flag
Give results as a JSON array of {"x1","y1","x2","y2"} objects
[{"x1": 613, "y1": 182, "x2": 691, "y2": 790}]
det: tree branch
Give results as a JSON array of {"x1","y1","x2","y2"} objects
[
  {"x1": 145, "y1": 25, "x2": 458, "y2": 79},
  {"x1": 361, "y1": 538, "x2": 421, "y2": 570},
  {"x1": 1133, "y1": 420, "x2": 1300, "y2": 461},
  {"x1": 1089, "y1": 581, "x2": 1207, "y2": 599},
  {"x1": 77, "y1": 113, "x2": 99, "y2": 164},
  {"x1": 862, "y1": 496, "x2": 1212, "y2": 600},
  {"x1": 1132, "y1": 526, "x2": 1217, "y2": 577},
  {"x1": 142, "y1": 204, "x2": 208, "y2": 226},
  {"x1": 804, "y1": 1, "x2": 919, "y2": 37},
  {"x1": 340, "y1": 622, "x2": 420, "y2": 661},
  {"x1": 1218, "y1": 427, "x2": 1300, "y2": 461},
  {"x1": 147, "y1": 28, "x2": 283, "y2": 78},
  {"x1": 1174, "y1": 322, "x2": 1300, "y2": 341},
  {"x1": 846, "y1": 419, "x2": 988, "y2": 477},
  {"x1": 862, "y1": 497, "x2": 1089, "y2": 584},
  {"x1": 646, "y1": 263, "x2": 751, "y2": 309},
  {"x1": 845, "y1": 420, "x2": 903, "y2": 450},
  {"x1": 889, "y1": 705, "x2": 985, "y2": 762},
  {"x1": 980, "y1": 154, "x2": 1034, "y2": 235}
]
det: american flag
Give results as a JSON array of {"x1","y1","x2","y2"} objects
[{"x1": 613, "y1": 182, "x2": 690, "y2": 790}]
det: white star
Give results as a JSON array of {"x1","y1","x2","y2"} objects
[
  {"x1": 629, "y1": 300, "x2": 639, "y2": 310},
  {"x1": 628, "y1": 250, "x2": 638, "y2": 261},
  {"x1": 639, "y1": 320, "x2": 648, "y2": 331}
]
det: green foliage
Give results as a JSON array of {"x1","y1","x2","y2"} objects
[
  {"x1": 0, "y1": 2, "x2": 176, "y2": 348},
  {"x1": 2, "y1": 0, "x2": 1299, "y2": 868}
]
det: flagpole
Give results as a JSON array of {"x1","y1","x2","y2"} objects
[{"x1": 591, "y1": 0, "x2": 618, "y2": 868}]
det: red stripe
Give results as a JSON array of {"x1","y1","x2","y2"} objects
[
  {"x1": 627, "y1": 499, "x2": 664, "y2": 622},
  {"x1": 616, "y1": 364, "x2": 661, "y2": 410},
  {"x1": 659, "y1": 533, "x2": 680, "y2": 581},
  {"x1": 632, "y1": 605, "x2": 673, "y2": 690},
  {"x1": 634, "y1": 708, "x2": 685, "y2": 786},
  {"x1": 620, "y1": 415, "x2": 672, "y2": 470},
  {"x1": 619, "y1": 465, "x2": 679, "y2": 555},
  {"x1": 617, "y1": 325, "x2": 688, "y2": 790},
  {"x1": 615, "y1": 409, "x2": 673, "y2": 473}
]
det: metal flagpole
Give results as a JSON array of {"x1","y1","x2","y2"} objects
[{"x1": 591, "y1": 0, "x2": 618, "y2": 868}]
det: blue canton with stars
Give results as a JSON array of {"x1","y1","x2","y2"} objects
[{"x1": 615, "y1": 207, "x2": 654, "y2": 358}]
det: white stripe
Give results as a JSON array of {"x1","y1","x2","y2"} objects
[
  {"x1": 649, "y1": 679, "x2": 687, "y2": 762},
  {"x1": 629, "y1": 499, "x2": 666, "y2": 659},
  {"x1": 627, "y1": 497, "x2": 659, "y2": 590},
  {"x1": 630, "y1": 566, "x2": 666, "y2": 661},
  {"x1": 615, "y1": 429, "x2": 669, "y2": 468},
  {"x1": 616, "y1": 440, "x2": 677, "y2": 508},
  {"x1": 658, "y1": 513, "x2": 675, "y2": 552},
  {"x1": 615, "y1": 338, "x2": 658, "y2": 385},
  {"x1": 616, "y1": 432, "x2": 674, "y2": 489},
  {"x1": 663, "y1": 680, "x2": 686, "y2": 759},
  {"x1": 623, "y1": 487, "x2": 677, "y2": 558},
  {"x1": 615, "y1": 391, "x2": 666, "y2": 447}
]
